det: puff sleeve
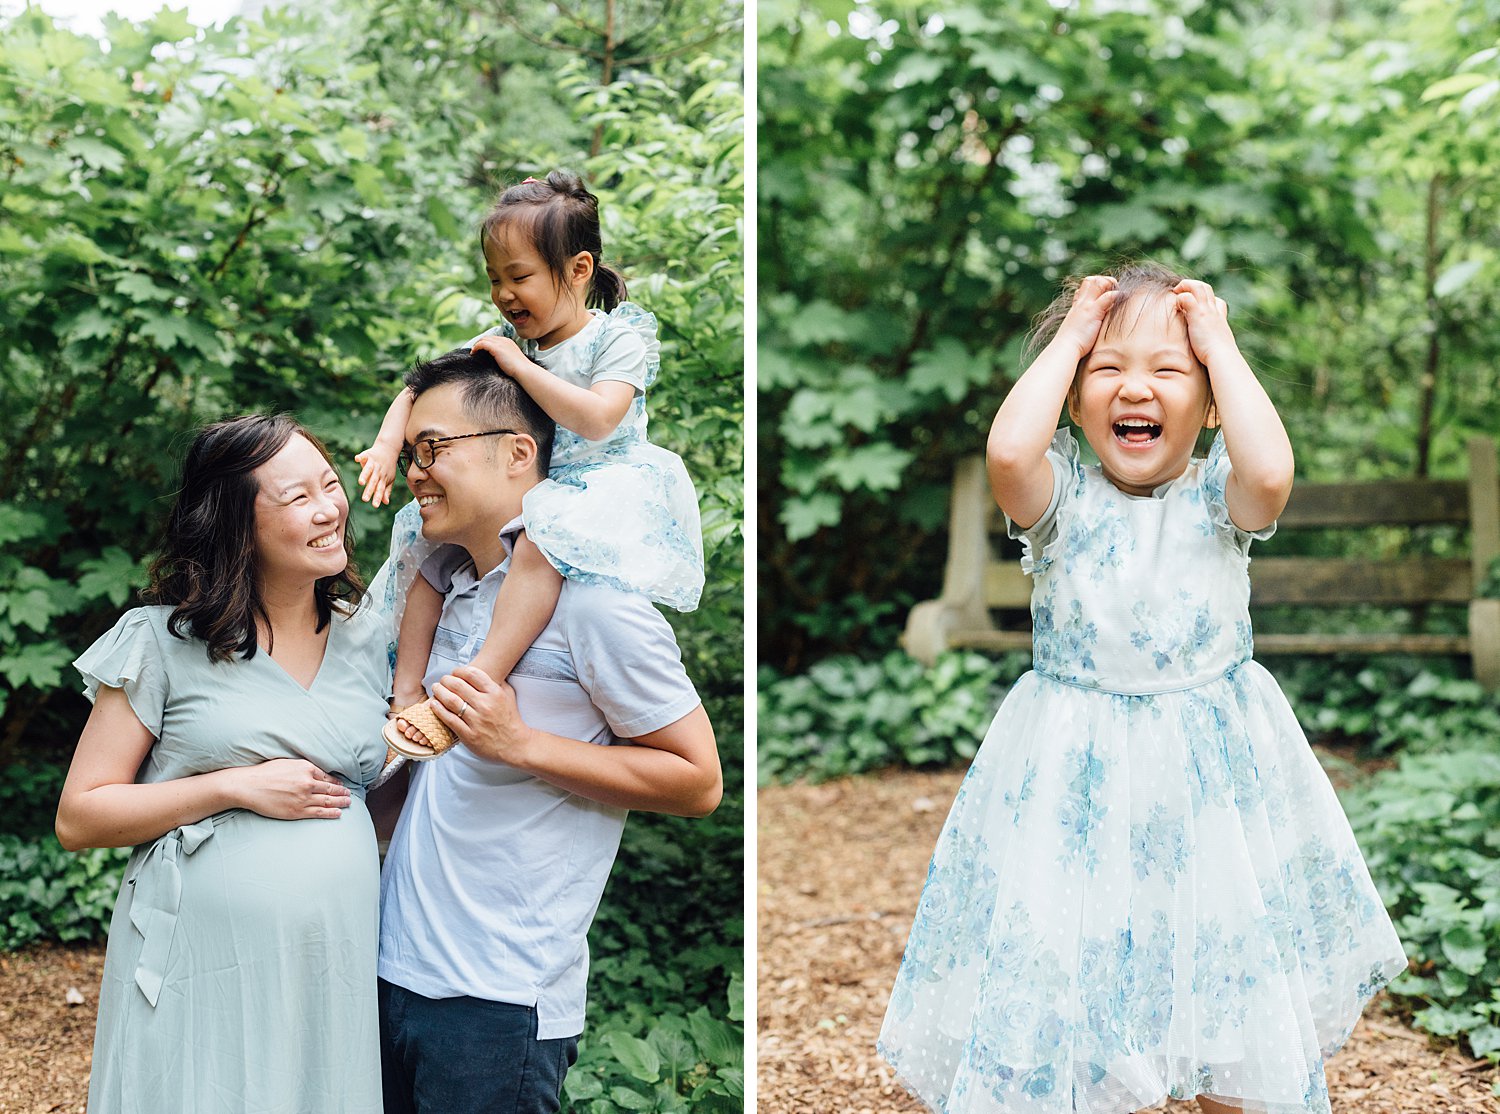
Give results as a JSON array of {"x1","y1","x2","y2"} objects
[
  {"x1": 586, "y1": 303, "x2": 661, "y2": 392},
  {"x1": 1004, "y1": 427, "x2": 1083, "y2": 576},
  {"x1": 1200, "y1": 431, "x2": 1278, "y2": 554},
  {"x1": 74, "y1": 608, "x2": 169, "y2": 736}
]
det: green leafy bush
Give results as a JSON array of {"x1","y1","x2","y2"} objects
[
  {"x1": 0, "y1": 762, "x2": 67, "y2": 839},
  {"x1": 565, "y1": 996, "x2": 744, "y2": 1113},
  {"x1": 0, "y1": 836, "x2": 128, "y2": 950},
  {"x1": 1273, "y1": 658, "x2": 1500, "y2": 755},
  {"x1": 758, "y1": 651, "x2": 1029, "y2": 784},
  {"x1": 1344, "y1": 746, "x2": 1500, "y2": 1063}
]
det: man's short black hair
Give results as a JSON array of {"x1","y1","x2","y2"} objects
[{"x1": 405, "y1": 349, "x2": 555, "y2": 476}]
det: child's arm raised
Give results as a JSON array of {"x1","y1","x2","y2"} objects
[
  {"x1": 988, "y1": 275, "x2": 1120, "y2": 528},
  {"x1": 471, "y1": 334, "x2": 633, "y2": 442},
  {"x1": 355, "y1": 388, "x2": 415, "y2": 508},
  {"x1": 1174, "y1": 280, "x2": 1293, "y2": 533}
]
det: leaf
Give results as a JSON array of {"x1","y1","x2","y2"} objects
[
  {"x1": 726, "y1": 971, "x2": 743, "y2": 1022},
  {"x1": 76, "y1": 548, "x2": 142, "y2": 607},
  {"x1": 907, "y1": 338, "x2": 984, "y2": 403},
  {"x1": 562, "y1": 1072, "x2": 604, "y2": 1101},
  {"x1": 0, "y1": 641, "x2": 74, "y2": 690},
  {"x1": 647, "y1": 1025, "x2": 698, "y2": 1077},
  {"x1": 895, "y1": 53, "x2": 944, "y2": 86},
  {"x1": 1440, "y1": 925, "x2": 1487, "y2": 976},
  {"x1": 336, "y1": 126, "x2": 370, "y2": 161},
  {"x1": 0, "y1": 507, "x2": 48, "y2": 546},
  {"x1": 785, "y1": 300, "x2": 857, "y2": 347},
  {"x1": 1095, "y1": 202, "x2": 1169, "y2": 248},
  {"x1": 781, "y1": 493, "x2": 841, "y2": 541},
  {"x1": 115, "y1": 272, "x2": 175, "y2": 302},
  {"x1": 1434, "y1": 259, "x2": 1484, "y2": 300},
  {"x1": 63, "y1": 136, "x2": 125, "y2": 173},
  {"x1": 426, "y1": 196, "x2": 461, "y2": 240},
  {"x1": 2, "y1": 568, "x2": 59, "y2": 632},
  {"x1": 608, "y1": 1084, "x2": 654, "y2": 1110},
  {"x1": 831, "y1": 443, "x2": 914, "y2": 492},
  {"x1": 64, "y1": 307, "x2": 116, "y2": 342},
  {"x1": 150, "y1": 7, "x2": 196, "y2": 42},
  {"x1": 1420, "y1": 72, "x2": 1491, "y2": 102},
  {"x1": 686, "y1": 1009, "x2": 742, "y2": 1068},
  {"x1": 603, "y1": 1031, "x2": 661, "y2": 1083},
  {"x1": 136, "y1": 311, "x2": 193, "y2": 350}
]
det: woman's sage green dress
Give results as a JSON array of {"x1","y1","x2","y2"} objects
[{"x1": 75, "y1": 603, "x2": 391, "y2": 1113}]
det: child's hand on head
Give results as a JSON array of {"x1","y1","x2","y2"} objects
[
  {"x1": 354, "y1": 443, "x2": 398, "y2": 507},
  {"x1": 1174, "y1": 279, "x2": 1237, "y2": 368},
  {"x1": 471, "y1": 334, "x2": 528, "y2": 375},
  {"x1": 1052, "y1": 275, "x2": 1122, "y2": 359}
]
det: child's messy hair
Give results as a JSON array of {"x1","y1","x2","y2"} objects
[
  {"x1": 479, "y1": 169, "x2": 628, "y2": 311},
  {"x1": 1024, "y1": 260, "x2": 1188, "y2": 361}
]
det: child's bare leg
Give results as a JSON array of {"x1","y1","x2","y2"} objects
[
  {"x1": 463, "y1": 532, "x2": 562, "y2": 685},
  {"x1": 392, "y1": 577, "x2": 443, "y2": 738}
]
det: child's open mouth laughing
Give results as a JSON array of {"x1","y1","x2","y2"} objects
[{"x1": 1113, "y1": 416, "x2": 1163, "y2": 445}]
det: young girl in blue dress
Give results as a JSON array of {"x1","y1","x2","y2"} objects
[
  {"x1": 878, "y1": 263, "x2": 1406, "y2": 1114},
  {"x1": 356, "y1": 170, "x2": 702, "y2": 759}
]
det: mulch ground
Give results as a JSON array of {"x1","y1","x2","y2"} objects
[
  {"x1": 0, "y1": 943, "x2": 103, "y2": 1114},
  {"x1": 758, "y1": 767, "x2": 1499, "y2": 1114}
]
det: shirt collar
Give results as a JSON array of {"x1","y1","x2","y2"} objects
[{"x1": 447, "y1": 514, "x2": 526, "y2": 592}]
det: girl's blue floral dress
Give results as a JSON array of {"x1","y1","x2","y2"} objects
[
  {"x1": 381, "y1": 302, "x2": 704, "y2": 635},
  {"x1": 878, "y1": 429, "x2": 1406, "y2": 1114}
]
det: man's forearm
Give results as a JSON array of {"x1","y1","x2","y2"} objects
[{"x1": 501, "y1": 709, "x2": 720, "y2": 818}]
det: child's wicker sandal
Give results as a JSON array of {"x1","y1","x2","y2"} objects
[{"x1": 382, "y1": 701, "x2": 458, "y2": 760}]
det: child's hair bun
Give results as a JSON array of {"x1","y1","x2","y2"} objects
[{"x1": 544, "y1": 169, "x2": 594, "y2": 204}]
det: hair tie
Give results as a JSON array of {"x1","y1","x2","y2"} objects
[{"x1": 521, "y1": 177, "x2": 542, "y2": 184}]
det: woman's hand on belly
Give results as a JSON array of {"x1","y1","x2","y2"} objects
[{"x1": 230, "y1": 759, "x2": 351, "y2": 821}]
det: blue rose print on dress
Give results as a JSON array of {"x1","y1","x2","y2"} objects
[{"x1": 879, "y1": 430, "x2": 1406, "y2": 1114}]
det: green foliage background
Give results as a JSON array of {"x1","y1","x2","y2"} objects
[
  {"x1": 760, "y1": 0, "x2": 1500, "y2": 669},
  {"x1": 0, "y1": 2, "x2": 743, "y2": 1109},
  {"x1": 758, "y1": 0, "x2": 1500, "y2": 1080}
]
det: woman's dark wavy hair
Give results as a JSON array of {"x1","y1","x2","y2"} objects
[
  {"x1": 144, "y1": 414, "x2": 364, "y2": 663},
  {"x1": 478, "y1": 169, "x2": 628, "y2": 311}
]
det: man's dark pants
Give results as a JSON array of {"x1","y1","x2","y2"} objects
[{"x1": 379, "y1": 979, "x2": 579, "y2": 1114}]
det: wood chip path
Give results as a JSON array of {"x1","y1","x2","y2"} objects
[{"x1": 758, "y1": 769, "x2": 1499, "y2": 1113}]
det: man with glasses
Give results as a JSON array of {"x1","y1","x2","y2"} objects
[{"x1": 373, "y1": 347, "x2": 722, "y2": 1114}]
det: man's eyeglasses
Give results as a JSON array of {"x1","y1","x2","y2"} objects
[{"x1": 397, "y1": 429, "x2": 517, "y2": 475}]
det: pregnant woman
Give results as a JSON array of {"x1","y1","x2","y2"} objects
[{"x1": 55, "y1": 414, "x2": 391, "y2": 1113}]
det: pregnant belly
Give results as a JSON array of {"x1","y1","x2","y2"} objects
[{"x1": 198, "y1": 799, "x2": 380, "y2": 920}]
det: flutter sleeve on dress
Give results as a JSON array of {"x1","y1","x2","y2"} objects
[
  {"x1": 74, "y1": 608, "x2": 168, "y2": 736},
  {"x1": 1199, "y1": 431, "x2": 1277, "y2": 555},
  {"x1": 588, "y1": 302, "x2": 661, "y2": 391},
  {"x1": 1004, "y1": 427, "x2": 1083, "y2": 576}
]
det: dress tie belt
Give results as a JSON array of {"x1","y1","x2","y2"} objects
[
  {"x1": 126, "y1": 815, "x2": 221, "y2": 1007},
  {"x1": 1032, "y1": 657, "x2": 1251, "y2": 696}
]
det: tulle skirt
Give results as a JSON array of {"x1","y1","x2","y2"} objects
[
  {"x1": 878, "y1": 662, "x2": 1406, "y2": 1114},
  {"x1": 523, "y1": 439, "x2": 703, "y2": 612}
]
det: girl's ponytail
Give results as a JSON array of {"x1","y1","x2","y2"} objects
[{"x1": 591, "y1": 264, "x2": 627, "y2": 312}]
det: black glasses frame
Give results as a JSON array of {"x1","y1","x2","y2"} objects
[{"x1": 397, "y1": 429, "x2": 518, "y2": 475}]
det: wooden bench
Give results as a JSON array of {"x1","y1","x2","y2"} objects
[{"x1": 902, "y1": 436, "x2": 1500, "y2": 690}]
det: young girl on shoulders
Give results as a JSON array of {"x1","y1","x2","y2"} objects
[
  {"x1": 356, "y1": 170, "x2": 703, "y2": 762},
  {"x1": 879, "y1": 262, "x2": 1405, "y2": 1114}
]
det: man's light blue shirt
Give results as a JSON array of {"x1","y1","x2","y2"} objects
[{"x1": 378, "y1": 517, "x2": 701, "y2": 1039}]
